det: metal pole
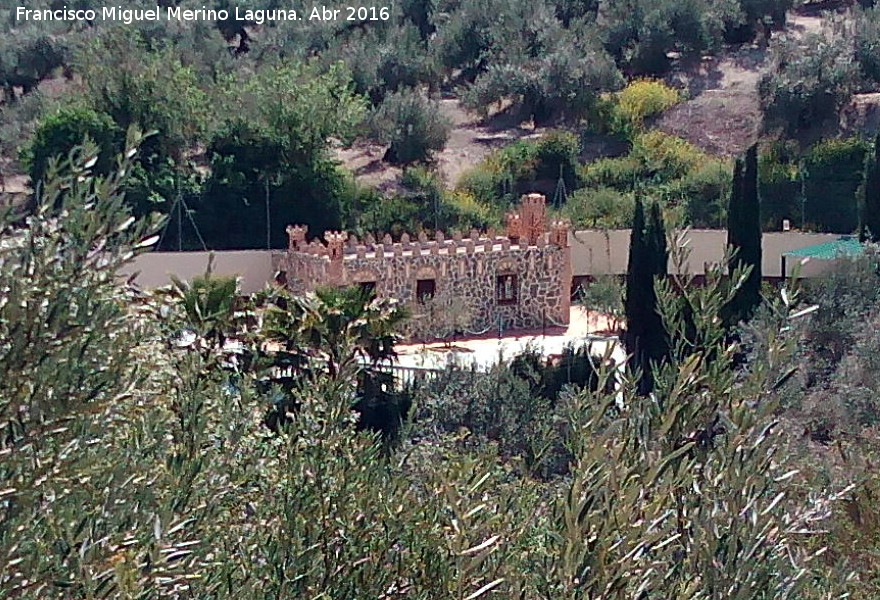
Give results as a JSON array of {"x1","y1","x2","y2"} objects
[
  {"x1": 800, "y1": 164, "x2": 807, "y2": 231},
  {"x1": 177, "y1": 194, "x2": 182, "y2": 251},
  {"x1": 265, "y1": 178, "x2": 271, "y2": 250}
]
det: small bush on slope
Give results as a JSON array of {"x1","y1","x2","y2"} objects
[
  {"x1": 369, "y1": 87, "x2": 452, "y2": 165},
  {"x1": 609, "y1": 78, "x2": 682, "y2": 137}
]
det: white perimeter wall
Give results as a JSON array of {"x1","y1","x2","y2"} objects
[
  {"x1": 570, "y1": 229, "x2": 845, "y2": 278},
  {"x1": 120, "y1": 250, "x2": 280, "y2": 294}
]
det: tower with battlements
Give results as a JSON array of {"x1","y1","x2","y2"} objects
[{"x1": 279, "y1": 194, "x2": 572, "y2": 335}]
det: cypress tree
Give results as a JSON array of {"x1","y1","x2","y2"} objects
[
  {"x1": 861, "y1": 134, "x2": 880, "y2": 242},
  {"x1": 648, "y1": 201, "x2": 668, "y2": 277},
  {"x1": 646, "y1": 201, "x2": 670, "y2": 364},
  {"x1": 624, "y1": 198, "x2": 668, "y2": 394},
  {"x1": 724, "y1": 143, "x2": 762, "y2": 326}
]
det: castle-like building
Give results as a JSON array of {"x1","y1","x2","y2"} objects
[{"x1": 280, "y1": 193, "x2": 572, "y2": 332}]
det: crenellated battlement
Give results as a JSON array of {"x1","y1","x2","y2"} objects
[
  {"x1": 286, "y1": 228, "x2": 520, "y2": 260},
  {"x1": 285, "y1": 194, "x2": 569, "y2": 261}
]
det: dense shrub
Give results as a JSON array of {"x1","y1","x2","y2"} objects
[
  {"x1": 758, "y1": 140, "x2": 802, "y2": 231},
  {"x1": 562, "y1": 186, "x2": 635, "y2": 228},
  {"x1": 369, "y1": 87, "x2": 452, "y2": 165},
  {"x1": 803, "y1": 137, "x2": 869, "y2": 233},
  {"x1": 357, "y1": 167, "x2": 497, "y2": 236},
  {"x1": 629, "y1": 130, "x2": 706, "y2": 181},
  {"x1": 0, "y1": 29, "x2": 69, "y2": 98},
  {"x1": 799, "y1": 251, "x2": 880, "y2": 386},
  {"x1": 578, "y1": 133, "x2": 719, "y2": 227},
  {"x1": 23, "y1": 105, "x2": 120, "y2": 186},
  {"x1": 668, "y1": 159, "x2": 731, "y2": 228},
  {"x1": 852, "y1": 5, "x2": 880, "y2": 88},
  {"x1": 457, "y1": 131, "x2": 581, "y2": 206},
  {"x1": 328, "y1": 25, "x2": 440, "y2": 105},
  {"x1": 577, "y1": 274, "x2": 625, "y2": 330},
  {"x1": 582, "y1": 132, "x2": 706, "y2": 190},
  {"x1": 610, "y1": 78, "x2": 682, "y2": 135},
  {"x1": 580, "y1": 154, "x2": 649, "y2": 190},
  {"x1": 724, "y1": 0, "x2": 795, "y2": 43},
  {"x1": 441, "y1": 189, "x2": 499, "y2": 231},
  {"x1": 533, "y1": 130, "x2": 581, "y2": 189},
  {"x1": 459, "y1": 8, "x2": 623, "y2": 123},
  {"x1": 599, "y1": 0, "x2": 737, "y2": 75},
  {"x1": 759, "y1": 32, "x2": 861, "y2": 133},
  {"x1": 199, "y1": 120, "x2": 347, "y2": 249}
]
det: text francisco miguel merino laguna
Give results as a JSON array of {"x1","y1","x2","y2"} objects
[{"x1": 15, "y1": 6, "x2": 328, "y2": 25}]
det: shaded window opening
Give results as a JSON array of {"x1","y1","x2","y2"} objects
[
  {"x1": 358, "y1": 281, "x2": 377, "y2": 298},
  {"x1": 416, "y1": 279, "x2": 436, "y2": 303},
  {"x1": 496, "y1": 274, "x2": 518, "y2": 305}
]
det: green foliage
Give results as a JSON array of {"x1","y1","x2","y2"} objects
[
  {"x1": 803, "y1": 137, "x2": 869, "y2": 234},
  {"x1": 599, "y1": 0, "x2": 737, "y2": 75},
  {"x1": 630, "y1": 130, "x2": 706, "y2": 181},
  {"x1": 852, "y1": 5, "x2": 880, "y2": 87},
  {"x1": 0, "y1": 29, "x2": 69, "y2": 98},
  {"x1": 738, "y1": 0, "x2": 794, "y2": 29},
  {"x1": 200, "y1": 119, "x2": 348, "y2": 249},
  {"x1": 563, "y1": 186, "x2": 635, "y2": 228},
  {"x1": 861, "y1": 135, "x2": 880, "y2": 242},
  {"x1": 168, "y1": 263, "x2": 241, "y2": 350},
  {"x1": 409, "y1": 290, "x2": 475, "y2": 344},
  {"x1": 23, "y1": 105, "x2": 120, "y2": 186},
  {"x1": 410, "y1": 360, "x2": 571, "y2": 477},
  {"x1": 758, "y1": 140, "x2": 802, "y2": 231},
  {"x1": 580, "y1": 154, "x2": 648, "y2": 190},
  {"x1": 369, "y1": 87, "x2": 451, "y2": 165},
  {"x1": 197, "y1": 61, "x2": 366, "y2": 249},
  {"x1": 0, "y1": 134, "x2": 160, "y2": 451},
  {"x1": 441, "y1": 189, "x2": 499, "y2": 231},
  {"x1": 577, "y1": 133, "x2": 726, "y2": 229},
  {"x1": 77, "y1": 30, "x2": 210, "y2": 163},
  {"x1": 458, "y1": 8, "x2": 623, "y2": 123},
  {"x1": 402, "y1": 0, "x2": 436, "y2": 39},
  {"x1": 325, "y1": 23, "x2": 439, "y2": 105},
  {"x1": 225, "y1": 61, "x2": 366, "y2": 157},
  {"x1": 358, "y1": 167, "x2": 499, "y2": 237},
  {"x1": 457, "y1": 132, "x2": 581, "y2": 207},
  {"x1": 533, "y1": 130, "x2": 581, "y2": 189},
  {"x1": 609, "y1": 78, "x2": 681, "y2": 136},
  {"x1": 577, "y1": 274, "x2": 625, "y2": 330},
  {"x1": 290, "y1": 285, "x2": 406, "y2": 372},
  {"x1": 0, "y1": 89, "x2": 44, "y2": 165},
  {"x1": 582, "y1": 131, "x2": 708, "y2": 191},
  {"x1": 669, "y1": 158, "x2": 730, "y2": 228},
  {"x1": 759, "y1": 31, "x2": 860, "y2": 133},
  {"x1": 798, "y1": 251, "x2": 880, "y2": 387}
]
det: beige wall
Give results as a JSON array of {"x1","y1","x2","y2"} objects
[
  {"x1": 570, "y1": 229, "x2": 844, "y2": 278},
  {"x1": 123, "y1": 230, "x2": 852, "y2": 294},
  {"x1": 120, "y1": 250, "x2": 278, "y2": 294}
]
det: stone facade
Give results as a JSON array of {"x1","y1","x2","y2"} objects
[{"x1": 280, "y1": 194, "x2": 572, "y2": 333}]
